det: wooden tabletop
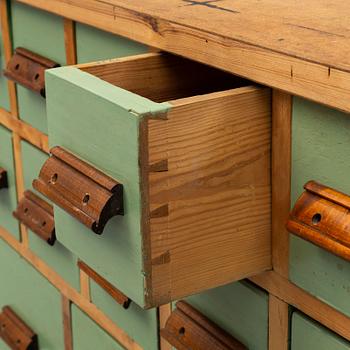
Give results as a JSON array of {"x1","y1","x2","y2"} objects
[{"x1": 17, "y1": 0, "x2": 350, "y2": 112}]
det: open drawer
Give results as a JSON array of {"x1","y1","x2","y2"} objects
[{"x1": 37, "y1": 52, "x2": 271, "y2": 308}]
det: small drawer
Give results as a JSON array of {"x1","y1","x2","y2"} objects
[
  {"x1": 291, "y1": 311, "x2": 350, "y2": 350},
  {"x1": 0, "y1": 125, "x2": 19, "y2": 239},
  {"x1": 9, "y1": 1, "x2": 66, "y2": 133},
  {"x1": 20, "y1": 140, "x2": 79, "y2": 289},
  {"x1": 0, "y1": 24, "x2": 10, "y2": 111},
  {"x1": 185, "y1": 281, "x2": 269, "y2": 350},
  {"x1": 76, "y1": 23, "x2": 148, "y2": 64},
  {"x1": 290, "y1": 97, "x2": 350, "y2": 318},
  {"x1": 0, "y1": 239, "x2": 66, "y2": 349},
  {"x1": 72, "y1": 305, "x2": 124, "y2": 350},
  {"x1": 80, "y1": 261, "x2": 159, "y2": 349},
  {"x1": 39, "y1": 52, "x2": 271, "y2": 308}
]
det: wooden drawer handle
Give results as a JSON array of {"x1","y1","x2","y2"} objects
[
  {"x1": 13, "y1": 190, "x2": 56, "y2": 245},
  {"x1": 0, "y1": 306, "x2": 38, "y2": 350},
  {"x1": 287, "y1": 180, "x2": 350, "y2": 261},
  {"x1": 0, "y1": 167, "x2": 8, "y2": 189},
  {"x1": 78, "y1": 260, "x2": 131, "y2": 309},
  {"x1": 161, "y1": 301, "x2": 246, "y2": 350},
  {"x1": 33, "y1": 146, "x2": 124, "y2": 235},
  {"x1": 3, "y1": 47, "x2": 59, "y2": 97}
]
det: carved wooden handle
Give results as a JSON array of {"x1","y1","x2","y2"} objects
[
  {"x1": 13, "y1": 190, "x2": 56, "y2": 245},
  {"x1": 78, "y1": 260, "x2": 131, "y2": 309},
  {"x1": 3, "y1": 47, "x2": 59, "y2": 97},
  {"x1": 287, "y1": 180, "x2": 350, "y2": 261},
  {"x1": 161, "y1": 301, "x2": 246, "y2": 350},
  {"x1": 0, "y1": 167, "x2": 8, "y2": 189},
  {"x1": 33, "y1": 146, "x2": 123, "y2": 235},
  {"x1": 0, "y1": 306, "x2": 38, "y2": 350}
]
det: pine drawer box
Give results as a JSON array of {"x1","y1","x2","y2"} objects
[
  {"x1": 37, "y1": 52, "x2": 272, "y2": 308},
  {"x1": 291, "y1": 311, "x2": 350, "y2": 350}
]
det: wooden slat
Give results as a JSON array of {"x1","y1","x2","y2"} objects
[
  {"x1": 15, "y1": 0, "x2": 350, "y2": 113},
  {"x1": 64, "y1": 19, "x2": 77, "y2": 65},
  {"x1": 0, "y1": 226, "x2": 143, "y2": 350},
  {"x1": 250, "y1": 271, "x2": 350, "y2": 342},
  {"x1": 269, "y1": 295, "x2": 289, "y2": 350},
  {"x1": 62, "y1": 296, "x2": 73, "y2": 350},
  {"x1": 0, "y1": 107, "x2": 49, "y2": 153},
  {"x1": 159, "y1": 304, "x2": 172, "y2": 350},
  {"x1": 79, "y1": 269, "x2": 91, "y2": 301}
]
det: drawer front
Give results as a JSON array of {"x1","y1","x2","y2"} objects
[
  {"x1": 0, "y1": 239, "x2": 65, "y2": 349},
  {"x1": 291, "y1": 311, "x2": 350, "y2": 349},
  {"x1": 0, "y1": 20, "x2": 10, "y2": 111},
  {"x1": 290, "y1": 97, "x2": 350, "y2": 317},
  {"x1": 21, "y1": 140, "x2": 79, "y2": 289},
  {"x1": 10, "y1": 1, "x2": 66, "y2": 133},
  {"x1": 76, "y1": 23, "x2": 148, "y2": 64},
  {"x1": 72, "y1": 305, "x2": 124, "y2": 350},
  {"x1": 43, "y1": 53, "x2": 271, "y2": 307},
  {"x1": 185, "y1": 281, "x2": 268, "y2": 350},
  {"x1": 0, "y1": 125, "x2": 19, "y2": 238},
  {"x1": 90, "y1": 278, "x2": 159, "y2": 349}
]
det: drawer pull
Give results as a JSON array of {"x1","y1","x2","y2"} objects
[
  {"x1": 3, "y1": 47, "x2": 59, "y2": 97},
  {"x1": 78, "y1": 260, "x2": 131, "y2": 309},
  {"x1": 287, "y1": 180, "x2": 350, "y2": 261},
  {"x1": 0, "y1": 167, "x2": 8, "y2": 189},
  {"x1": 161, "y1": 301, "x2": 246, "y2": 350},
  {"x1": 13, "y1": 190, "x2": 56, "y2": 245},
  {"x1": 0, "y1": 306, "x2": 38, "y2": 350},
  {"x1": 33, "y1": 146, "x2": 124, "y2": 235}
]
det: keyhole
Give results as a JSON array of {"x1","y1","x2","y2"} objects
[
  {"x1": 34, "y1": 73, "x2": 40, "y2": 80},
  {"x1": 50, "y1": 173, "x2": 58, "y2": 184},
  {"x1": 179, "y1": 327, "x2": 185, "y2": 335},
  {"x1": 15, "y1": 64, "x2": 20, "y2": 70},
  {"x1": 82, "y1": 194, "x2": 90, "y2": 205},
  {"x1": 312, "y1": 213, "x2": 322, "y2": 225}
]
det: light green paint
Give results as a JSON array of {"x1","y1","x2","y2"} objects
[
  {"x1": 10, "y1": 1, "x2": 66, "y2": 133},
  {"x1": 0, "y1": 13, "x2": 10, "y2": 111},
  {"x1": 0, "y1": 239, "x2": 65, "y2": 349},
  {"x1": 21, "y1": 140, "x2": 79, "y2": 289},
  {"x1": 291, "y1": 312, "x2": 349, "y2": 349},
  {"x1": 76, "y1": 23, "x2": 147, "y2": 64},
  {"x1": 290, "y1": 97, "x2": 350, "y2": 317},
  {"x1": 90, "y1": 280, "x2": 158, "y2": 349},
  {"x1": 186, "y1": 281, "x2": 269, "y2": 350},
  {"x1": 72, "y1": 305, "x2": 124, "y2": 350},
  {"x1": 45, "y1": 66, "x2": 170, "y2": 307},
  {"x1": 0, "y1": 125, "x2": 19, "y2": 238}
]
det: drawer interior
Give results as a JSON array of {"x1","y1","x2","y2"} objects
[{"x1": 79, "y1": 52, "x2": 248, "y2": 103}]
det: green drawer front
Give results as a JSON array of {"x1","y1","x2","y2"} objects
[
  {"x1": 290, "y1": 97, "x2": 350, "y2": 317},
  {"x1": 21, "y1": 140, "x2": 79, "y2": 289},
  {"x1": 90, "y1": 279, "x2": 158, "y2": 349},
  {"x1": 0, "y1": 125, "x2": 19, "y2": 238},
  {"x1": 0, "y1": 13, "x2": 10, "y2": 111},
  {"x1": 76, "y1": 23, "x2": 147, "y2": 64},
  {"x1": 72, "y1": 305, "x2": 124, "y2": 350},
  {"x1": 0, "y1": 239, "x2": 65, "y2": 349},
  {"x1": 291, "y1": 311, "x2": 350, "y2": 350},
  {"x1": 185, "y1": 281, "x2": 269, "y2": 350},
  {"x1": 10, "y1": 1, "x2": 66, "y2": 133},
  {"x1": 45, "y1": 66, "x2": 170, "y2": 307}
]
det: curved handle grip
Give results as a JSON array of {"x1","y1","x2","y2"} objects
[
  {"x1": 33, "y1": 146, "x2": 123, "y2": 235},
  {"x1": 287, "y1": 180, "x2": 350, "y2": 261},
  {"x1": 3, "y1": 47, "x2": 59, "y2": 97},
  {"x1": 161, "y1": 301, "x2": 246, "y2": 350}
]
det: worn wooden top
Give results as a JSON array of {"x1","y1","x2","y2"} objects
[{"x1": 17, "y1": 0, "x2": 350, "y2": 112}]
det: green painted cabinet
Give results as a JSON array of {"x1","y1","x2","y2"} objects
[
  {"x1": 290, "y1": 97, "x2": 350, "y2": 318},
  {"x1": 76, "y1": 23, "x2": 147, "y2": 63},
  {"x1": 0, "y1": 125, "x2": 19, "y2": 239},
  {"x1": 0, "y1": 239, "x2": 65, "y2": 349},
  {"x1": 185, "y1": 281, "x2": 269, "y2": 350},
  {"x1": 0, "y1": 11, "x2": 10, "y2": 111},
  {"x1": 72, "y1": 305, "x2": 124, "y2": 350},
  {"x1": 10, "y1": 1, "x2": 66, "y2": 133},
  {"x1": 291, "y1": 311, "x2": 350, "y2": 349},
  {"x1": 21, "y1": 140, "x2": 79, "y2": 289},
  {"x1": 90, "y1": 279, "x2": 159, "y2": 349}
]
